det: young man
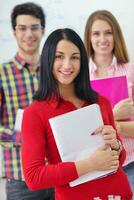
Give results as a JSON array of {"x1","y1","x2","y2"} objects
[{"x1": 0, "y1": 2, "x2": 54, "y2": 199}]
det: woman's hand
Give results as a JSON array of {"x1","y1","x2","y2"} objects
[
  {"x1": 113, "y1": 98, "x2": 134, "y2": 120},
  {"x1": 88, "y1": 145, "x2": 119, "y2": 171},
  {"x1": 75, "y1": 125, "x2": 121, "y2": 177},
  {"x1": 93, "y1": 125, "x2": 122, "y2": 153},
  {"x1": 75, "y1": 144, "x2": 119, "y2": 177},
  {"x1": 94, "y1": 125, "x2": 116, "y2": 147}
]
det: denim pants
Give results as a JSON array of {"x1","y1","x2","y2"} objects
[
  {"x1": 6, "y1": 179, "x2": 55, "y2": 200},
  {"x1": 123, "y1": 162, "x2": 134, "y2": 194}
]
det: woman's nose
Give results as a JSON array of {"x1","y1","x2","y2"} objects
[
  {"x1": 99, "y1": 34, "x2": 107, "y2": 42},
  {"x1": 62, "y1": 59, "x2": 72, "y2": 69}
]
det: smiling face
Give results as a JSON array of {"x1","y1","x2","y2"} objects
[
  {"x1": 52, "y1": 39, "x2": 81, "y2": 89},
  {"x1": 90, "y1": 19, "x2": 114, "y2": 57},
  {"x1": 13, "y1": 14, "x2": 44, "y2": 56}
]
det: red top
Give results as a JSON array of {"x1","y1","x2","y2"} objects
[{"x1": 22, "y1": 96, "x2": 132, "y2": 200}]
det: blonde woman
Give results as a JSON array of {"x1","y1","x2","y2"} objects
[{"x1": 84, "y1": 9, "x2": 134, "y2": 192}]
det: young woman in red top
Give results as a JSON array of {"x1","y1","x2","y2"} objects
[{"x1": 22, "y1": 28, "x2": 132, "y2": 199}]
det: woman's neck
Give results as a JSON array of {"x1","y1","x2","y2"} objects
[
  {"x1": 60, "y1": 84, "x2": 75, "y2": 99},
  {"x1": 93, "y1": 54, "x2": 113, "y2": 68},
  {"x1": 93, "y1": 54, "x2": 113, "y2": 78},
  {"x1": 59, "y1": 84, "x2": 84, "y2": 108}
]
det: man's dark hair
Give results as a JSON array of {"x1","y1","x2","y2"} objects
[{"x1": 11, "y1": 2, "x2": 46, "y2": 30}]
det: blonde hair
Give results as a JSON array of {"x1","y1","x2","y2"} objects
[{"x1": 84, "y1": 10, "x2": 129, "y2": 63}]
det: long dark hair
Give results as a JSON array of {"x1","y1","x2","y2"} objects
[{"x1": 34, "y1": 28, "x2": 98, "y2": 104}]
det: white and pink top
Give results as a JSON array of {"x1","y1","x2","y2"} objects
[{"x1": 89, "y1": 56, "x2": 134, "y2": 166}]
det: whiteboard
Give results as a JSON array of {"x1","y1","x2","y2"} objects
[{"x1": 0, "y1": 0, "x2": 134, "y2": 62}]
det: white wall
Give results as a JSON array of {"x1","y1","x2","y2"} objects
[
  {"x1": 0, "y1": 0, "x2": 134, "y2": 199},
  {"x1": 0, "y1": 0, "x2": 134, "y2": 62}
]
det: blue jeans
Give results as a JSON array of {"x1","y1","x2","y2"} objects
[
  {"x1": 123, "y1": 162, "x2": 134, "y2": 194},
  {"x1": 6, "y1": 179, "x2": 55, "y2": 200}
]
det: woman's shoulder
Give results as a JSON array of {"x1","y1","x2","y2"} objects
[
  {"x1": 124, "y1": 62, "x2": 134, "y2": 66},
  {"x1": 119, "y1": 62, "x2": 134, "y2": 69},
  {"x1": 122, "y1": 62, "x2": 134, "y2": 79},
  {"x1": 97, "y1": 95, "x2": 112, "y2": 110},
  {"x1": 98, "y1": 95, "x2": 111, "y2": 104},
  {"x1": 24, "y1": 100, "x2": 48, "y2": 114}
]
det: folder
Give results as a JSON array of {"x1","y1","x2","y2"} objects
[
  {"x1": 49, "y1": 104, "x2": 115, "y2": 187},
  {"x1": 90, "y1": 76, "x2": 128, "y2": 107},
  {"x1": 14, "y1": 109, "x2": 24, "y2": 131}
]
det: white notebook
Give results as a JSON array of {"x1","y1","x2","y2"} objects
[
  {"x1": 0, "y1": 146, "x2": 2, "y2": 177},
  {"x1": 49, "y1": 104, "x2": 115, "y2": 187},
  {"x1": 14, "y1": 109, "x2": 24, "y2": 131}
]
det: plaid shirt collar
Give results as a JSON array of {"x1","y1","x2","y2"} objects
[{"x1": 13, "y1": 52, "x2": 40, "y2": 72}]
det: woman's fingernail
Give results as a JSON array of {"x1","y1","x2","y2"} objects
[{"x1": 91, "y1": 132, "x2": 95, "y2": 135}]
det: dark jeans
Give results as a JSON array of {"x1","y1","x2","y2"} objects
[
  {"x1": 6, "y1": 179, "x2": 55, "y2": 200},
  {"x1": 123, "y1": 162, "x2": 134, "y2": 194}
]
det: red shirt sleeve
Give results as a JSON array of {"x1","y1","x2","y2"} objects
[
  {"x1": 98, "y1": 95, "x2": 126, "y2": 165},
  {"x1": 22, "y1": 105, "x2": 78, "y2": 190}
]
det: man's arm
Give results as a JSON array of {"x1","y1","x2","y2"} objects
[{"x1": 0, "y1": 84, "x2": 21, "y2": 146}]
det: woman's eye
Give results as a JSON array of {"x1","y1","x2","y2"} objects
[
  {"x1": 92, "y1": 32, "x2": 99, "y2": 36},
  {"x1": 72, "y1": 56, "x2": 80, "y2": 60},
  {"x1": 106, "y1": 31, "x2": 113, "y2": 35},
  {"x1": 55, "y1": 55, "x2": 63, "y2": 59}
]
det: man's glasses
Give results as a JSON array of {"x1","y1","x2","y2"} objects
[{"x1": 15, "y1": 24, "x2": 43, "y2": 33}]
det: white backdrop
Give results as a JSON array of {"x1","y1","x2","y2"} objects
[
  {"x1": 0, "y1": 0, "x2": 134, "y2": 199},
  {"x1": 0, "y1": 0, "x2": 134, "y2": 62}
]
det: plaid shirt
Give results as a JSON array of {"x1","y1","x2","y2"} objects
[{"x1": 0, "y1": 53, "x2": 39, "y2": 180}]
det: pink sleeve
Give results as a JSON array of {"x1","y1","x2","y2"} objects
[
  {"x1": 126, "y1": 63, "x2": 134, "y2": 99},
  {"x1": 22, "y1": 106, "x2": 78, "y2": 191}
]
